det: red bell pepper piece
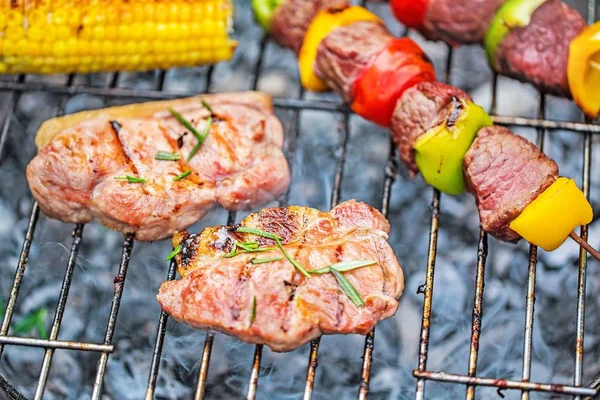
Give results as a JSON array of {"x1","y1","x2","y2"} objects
[
  {"x1": 350, "y1": 38, "x2": 436, "y2": 127},
  {"x1": 390, "y1": 0, "x2": 430, "y2": 30}
]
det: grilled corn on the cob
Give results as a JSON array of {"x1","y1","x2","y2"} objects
[{"x1": 0, "y1": 0, "x2": 237, "y2": 74}]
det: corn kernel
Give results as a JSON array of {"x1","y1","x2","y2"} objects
[
  {"x1": 6, "y1": 10, "x2": 24, "y2": 27},
  {"x1": 52, "y1": 9, "x2": 69, "y2": 25},
  {"x1": 56, "y1": 25, "x2": 71, "y2": 40},
  {"x1": 6, "y1": 26, "x2": 25, "y2": 41}
]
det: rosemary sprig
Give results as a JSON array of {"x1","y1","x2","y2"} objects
[
  {"x1": 251, "y1": 256, "x2": 284, "y2": 265},
  {"x1": 173, "y1": 170, "x2": 192, "y2": 181},
  {"x1": 166, "y1": 244, "x2": 182, "y2": 261},
  {"x1": 114, "y1": 175, "x2": 147, "y2": 183},
  {"x1": 250, "y1": 296, "x2": 256, "y2": 326},
  {"x1": 187, "y1": 116, "x2": 212, "y2": 161},
  {"x1": 223, "y1": 241, "x2": 277, "y2": 258},
  {"x1": 236, "y1": 226, "x2": 282, "y2": 241},
  {"x1": 330, "y1": 269, "x2": 364, "y2": 307},
  {"x1": 309, "y1": 260, "x2": 377, "y2": 275},
  {"x1": 169, "y1": 108, "x2": 203, "y2": 141},
  {"x1": 236, "y1": 227, "x2": 310, "y2": 278},
  {"x1": 155, "y1": 151, "x2": 181, "y2": 161},
  {"x1": 201, "y1": 99, "x2": 214, "y2": 114}
]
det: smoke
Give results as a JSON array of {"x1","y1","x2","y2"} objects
[{"x1": 1, "y1": 1, "x2": 599, "y2": 400}]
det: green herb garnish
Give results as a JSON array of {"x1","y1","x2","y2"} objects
[
  {"x1": 166, "y1": 244, "x2": 182, "y2": 261},
  {"x1": 309, "y1": 260, "x2": 377, "y2": 275},
  {"x1": 330, "y1": 269, "x2": 364, "y2": 307},
  {"x1": 251, "y1": 256, "x2": 284, "y2": 265},
  {"x1": 250, "y1": 296, "x2": 256, "y2": 326},
  {"x1": 173, "y1": 170, "x2": 192, "y2": 181},
  {"x1": 187, "y1": 116, "x2": 212, "y2": 161},
  {"x1": 155, "y1": 151, "x2": 181, "y2": 161},
  {"x1": 169, "y1": 108, "x2": 204, "y2": 141},
  {"x1": 12, "y1": 308, "x2": 48, "y2": 339},
  {"x1": 201, "y1": 99, "x2": 214, "y2": 114},
  {"x1": 114, "y1": 175, "x2": 147, "y2": 183},
  {"x1": 236, "y1": 227, "x2": 282, "y2": 241},
  {"x1": 236, "y1": 227, "x2": 310, "y2": 278}
]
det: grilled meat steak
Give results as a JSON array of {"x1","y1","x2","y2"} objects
[
  {"x1": 391, "y1": 82, "x2": 472, "y2": 176},
  {"x1": 463, "y1": 126, "x2": 558, "y2": 242},
  {"x1": 157, "y1": 200, "x2": 404, "y2": 352},
  {"x1": 423, "y1": 0, "x2": 505, "y2": 44},
  {"x1": 494, "y1": 0, "x2": 585, "y2": 98},
  {"x1": 315, "y1": 20, "x2": 391, "y2": 103},
  {"x1": 271, "y1": 0, "x2": 349, "y2": 54},
  {"x1": 26, "y1": 92, "x2": 290, "y2": 241}
]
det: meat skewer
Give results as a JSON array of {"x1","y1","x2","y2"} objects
[
  {"x1": 389, "y1": 0, "x2": 600, "y2": 117},
  {"x1": 157, "y1": 200, "x2": 405, "y2": 352},
  {"x1": 251, "y1": 1, "x2": 599, "y2": 258},
  {"x1": 26, "y1": 92, "x2": 290, "y2": 241}
]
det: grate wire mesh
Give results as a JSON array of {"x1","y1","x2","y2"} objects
[{"x1": 0, "y1": 1, "x2": 599, "y2": 399}]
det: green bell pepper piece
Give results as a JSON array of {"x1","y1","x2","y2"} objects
[
  {"x1": 413, "y1": 98, "x2": 492, "y2": 195},
  {"x1": 252, "y1": 0, "x2": 287, "y2": 31},
  {"x1": 484, "y1": 0, "x2": 547, "y2": 66}
]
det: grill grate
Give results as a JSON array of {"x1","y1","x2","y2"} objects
[{"x1": 0, "y1": 1, "x2": 599, "y2": 399}]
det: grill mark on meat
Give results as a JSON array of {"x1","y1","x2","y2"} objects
[
  {"x1": 445, "y1": 97, "x2": 464, "y2": 128},
  {"x1": 258, "y1": 207, "x2": 300, "y2": 244},
  {"x1": 179, "y1": 234, "x2": 198, "y2": 269},
  {"x1": 109, "y1": 120, "x2": 122, "y2": 134},
  {"x1": 232, "y1": 262, "x2": 254, "y2": 322},
  {"x1": 108, "y1": 120, "x2": 139, "y2": 176}
]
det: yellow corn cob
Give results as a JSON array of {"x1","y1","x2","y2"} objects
[{"x1": 0, "y1": 0, "x2": 237, "y2": 74}]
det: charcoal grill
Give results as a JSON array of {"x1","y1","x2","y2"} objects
[{"x1": 0, "y1": 1, "x2": 599, "y2": 399}]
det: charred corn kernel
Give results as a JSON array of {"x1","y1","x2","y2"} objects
[
  {"x1": 299, "y1": 5, "x2": 382, "y2": 91},
  {"x1": 0, "y1": 0, "x2": 237, "y2": 74},
  {"x1": 568, "y1": 21, "x2": 600, "y2": 118},
  {"x1": 509, "y1": 177, "x2": 593, "y2": 251}
]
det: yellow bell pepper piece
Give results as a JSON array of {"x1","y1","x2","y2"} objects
[
  {"x1": 568, "y1": 21, "x2": 600, "y2": 118},
  {"x1": 509, "y1": 177, "x2": 593, "y2": 251},
  {"x1": 298, "y1": 6, "x2": 382, "y2": 91}
]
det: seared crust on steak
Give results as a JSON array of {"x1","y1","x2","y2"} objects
[
  {"x1": 463, "y1": 126, "x2": 558, "y2": 242},
  {"x1": 423, "y1": 0, "x2": 505, "y2": 44},
  {"x1": 391, "y1": 82, "x2": 472, "y2": 176},
  {"x1": 27, "y1": 92, "x2": 290, "y2": 241},
  {"x1": 315, "y1": 20, "x2": 391, "y2": 103},
  {"x1": 157, "y1": 200, "x2": 404, "y2": 352},
  {"x1": 494, "y1": 0, "x2": 585, "y2": 98},
  {"x1": 271, "y1": 0, "x2": 349, "y2": 54}
]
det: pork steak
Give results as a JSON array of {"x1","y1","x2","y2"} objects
[
  {"x1": 157, "y1": 200, "x2": 404, "y2": 352},
  {"x1": 26, "y1": 92, "x2": 290, "y2": 241},
  {"x1": 463, "y1": 126, "x2": 558, "y2": 242}
]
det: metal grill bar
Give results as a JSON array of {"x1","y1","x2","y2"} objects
[
  {"x1": 1, "y1": 79, "x2": 599, "y2": 134},
  {"x1": 91, "y1": 233, "x2": 134, "y2": 399},
  {"x1": 33, "y1": 74, "x2": 80, "y2": 400},
  {"x1": 520, "y1": 94, "x2": 546, "y2": 400},
  {"x1": 0, "y1": 336, "x2": 113, "y2": 352},
  {"x1": 303, "y1": 110, "x2": 352, "y2": 400},
  {"x1": 0, "y1": 201, "x2": 40, "y2": 359},
  {"x1": 413, "y1": 370, "x2": 597, "y2": 397}
]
